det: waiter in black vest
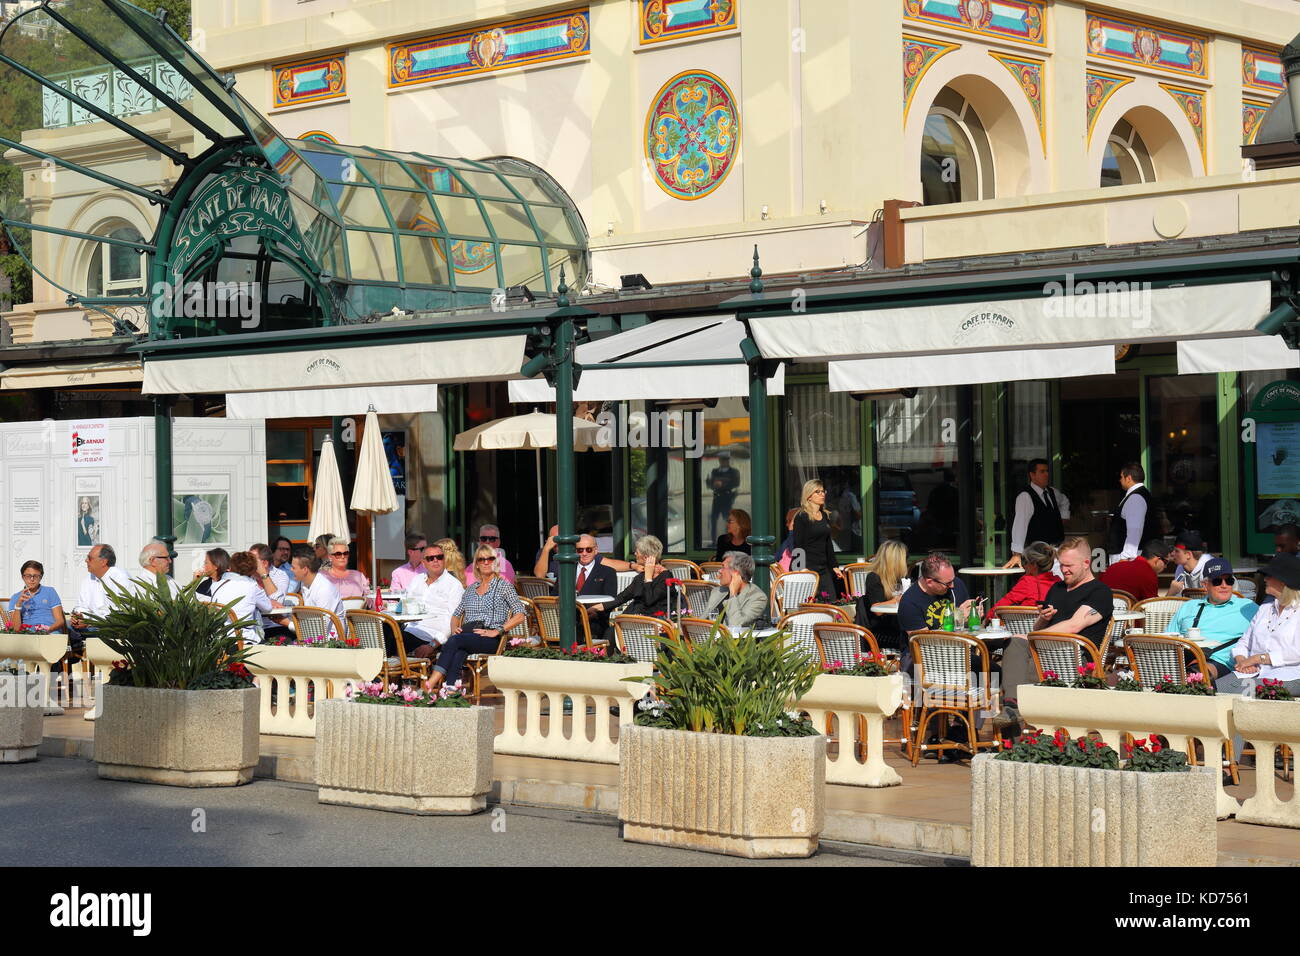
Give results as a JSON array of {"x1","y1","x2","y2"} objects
[
  {"x1": 1004, "y1": 458, "x2": 1069, "y2": 568},
  {"x1": 1108, "y1": 462, "x2": 1163, "y2": 564}
]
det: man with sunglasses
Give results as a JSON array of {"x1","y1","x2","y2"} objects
[
  {"x1": 574, "y1": 534, "x2": 618, "y2": 644},
  {"x1": 397, "y1": 545, "x2": 468, "y2": 659},
  {"x1": 1168, "y1": 557, "x2": 1258, "y2": 680},
  {"x1": 477, "y1": 524, "x2": 516, "y2": 586},
  {"x1": 390, "y1": 532, "x2": 428, "y2": 593}
]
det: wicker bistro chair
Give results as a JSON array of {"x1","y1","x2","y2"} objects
[
  {"x1": 1110, "y1": 589, "x2": 1136, "y2": 609},
  {"x1": 1027, "y1": 631, "x2": 1102, "y2": 682},
  {"x1": 532, "y1": 595, "x2": 594, "y2": 648},
  {"x1": 662, "y1": 558, "x2": 703, "y2": 580},
  {"x1": 613, "y1": 615, "x2": 678, "y2": 663},
  {"x1": 290, "y1": 605, "x2": 346, "y2": 643},
  {"x1": 1180, "y1": 587, "x2": 1208, "y2": 599},
  {"x1": 776, "y1": 608, "x2": 843, "y2": 662},
  {"x1": 346, "y1": 609, "x2": 428, "y2": 683},
  {"x1": 679, "y1": 616, "x2": 732, "y2": 645},
  {"x1": 341, "y1": 595, "x2": 367, "y2": 613},
  {"x1": 699, "y1": 562, "x2": 724, "y2": 582},
  {"x1": 515, "y1": 576, "x2": 554, "y2": 600},
  {"x1": 465, "y1": 610, "x2": 533, "y2": 704},
  {"x1": 992, "y1": 606, "x2": 1039, "y2": 636},
  {"x1": 812, "y1": 622, "x2": 883, "y2": 668},
  {"x1": 774, "y1": 570, "x2": 818, "y2": 617},
  {"x1": 1132, "y1": 597, "x2": 1187, "y2": 635},
  {"x1": 841, "y1": 562, "x2": 873, "y2": 598},
  {"x1": 681, "y1": 580, "x2": 719, "y2": 618},
  {"x1": 908, "y1": 632, "x2": 1001, "y2": 766},
  {"x1": 1100, "y1": 595, "x2": 1134, "y2": 671}
]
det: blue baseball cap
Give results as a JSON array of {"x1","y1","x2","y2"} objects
[{"x1": 1201, "y1": 557, "x2": 1232, "y2": 580}]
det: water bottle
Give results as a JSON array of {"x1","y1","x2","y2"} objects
[
  {"x1": 941, "y1": 601, "x2": 955, "y2": 632},
  {"x1": 967, "y1": 603, "x2": 980, "y2": 632}
]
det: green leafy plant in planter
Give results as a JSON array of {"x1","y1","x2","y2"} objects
[
  {"x1": 628, "y1": 621, "x2": 821, "y2": 737},
  {"x1": 86, "y1": 574, "x2": 257, "y2": 690},
  {"x1": 1114, "y1": 676, "x2": 1143, "y2": 692},
  {"x1": 1037, "y1": 670, "x2": 1069, "y2": 688},
  {"x1": 1123, "y1": 736, "x2": 1191, "y2": 772},
  {"x1": 1153, "y1": 672, "x2": 1215, "y2": 696},
  {"x1": 502, "y1": 639, "x2": 638, "y2": 664},
  {"x1": 996, "y1": 728, "x2": 1119, "y2": 769},
  {"x1": 1073, "y1": 662, "x2": 1108, "y2": 689},
  {"x1": 1253, "y1": 678, "x2": 1296, "y2": 701}
]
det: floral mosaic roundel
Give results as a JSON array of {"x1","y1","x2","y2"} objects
[{"x1": 644, "y1": 70, "x2": 740, "y2": 201}]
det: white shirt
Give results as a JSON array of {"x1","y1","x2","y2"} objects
[
  {"x1": 1010, "y1": 484, "x2": 1071, "y2": 555},
  {"x1": 404, "y1": 570, "x2": 467, "y2": 645},
  {"x1": 1111, "y1": 482, "x2": 1149, "y2": 563},
  {"x1": 1173, "y1": 553, "x2": 1212, "y2": 588},
  {"x1": 130, "y1": 570, "x2": 181, "y2": 598},
  {"x1": 302, "y1": 573, "x2": 345, "y2": 620},
  {"x1": 204, "y1": 573, "x2": 273, "y2": 644},
  {"x1": 276, "y1": 561, "x2": 300, "y2": 594},
  {"x1": 1234, "y1": 601, "x2": 1300, "y2": 681},
  {"x1": 75, "y1": 566, "x2": 137, "y2": 615},
  {"x1": 264, "y1": 566, "x2": 290, "y2": 601}
]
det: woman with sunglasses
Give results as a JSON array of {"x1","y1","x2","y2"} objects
[
  {"x1": 320, "y1": 536, "x2": 370, "y2": 601},
  {"x1": 477, "y1": 525, "x2": 516, "y2": 586},
  {"x1": 424, "y1": 543, "x2": 526, "y2": 691},
  {"x1": 1168, "y1": 557, "x2": 1258, "y2": 682}
]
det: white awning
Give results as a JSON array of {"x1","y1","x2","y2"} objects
[
  {"x1": 143, "y1": 337, "x2": 527, "y2": 396},
  {"x1": 0, "y1": 359, "x2": 142, "y2": 390},
  {"x1": 829, "y1": 346, "x2": 1115, "y2": 392},
  {"x1": 508, "y1": 315, "x2": 784, "y2": 403},
  {"x1": 1177, "y1": 336, "x2": 1299, "y2": 375},
  {"x1": 225, "y1": 384, "x2": 438, "y2": 419},
  {"x1": 752, "y1": 281, "x2": 1272, "y2": 361}
]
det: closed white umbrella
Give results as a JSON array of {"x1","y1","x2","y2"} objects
[
  {"x1": 453, "y1": 411, "x2": 609, "y2": 543},
  {"x1": 307, "y1": 435, "x2": 349, "y2": 544},
  {"x1": 350, "y1": 407, "x2": 398, "y2": 586}
]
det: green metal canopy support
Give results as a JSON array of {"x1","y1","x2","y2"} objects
[
  {"x1": 742, "y1": 248, "x2": 778, "y2": 598},
  {"x1": 154, "y1": 394, "x2": 175, "y2": 558}
]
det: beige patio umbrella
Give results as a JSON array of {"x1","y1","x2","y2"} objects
[
  {"x1": 350, "y1": 407, "x2": 399, "y2": 585},
  {"x1": 453, "y1": 411, "x2": 608, "y2": 541},
  {"x1": 307, "y1": 434, "x2": 349, "y2": 544}
]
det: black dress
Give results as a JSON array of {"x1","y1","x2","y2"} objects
[
  {"x1": 853, "y1": 571, "x2": 903, "y2": 651},
  {"x1": 792, "y1": 510, "x2": 838, "y2": 601},
  {"x1": 611, "y1": 570, "x2": 673, "y2": 617},
  {"x1": 712, "y1": 535, "x2": 751, "y2": 562}
]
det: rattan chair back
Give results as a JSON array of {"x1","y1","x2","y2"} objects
[
  {"x1": 1110, "y1": 589, "x2": 1136, "y2": 609},
  {"x1": 995, "y1": 606, "x2": 1039, "y2": 636},
  {"x1": 775, "y1": 571, "x2": 818, "y2": 615},
  {"x1": 681, "y1": 580, "x2": 717, "y2": 617},
  {"x1": 777, "y1": 608, "x2": 839, "y2": 661},
  {"x1": 1133, "y1": 597, "x2": 1187, "y2": 635},
  {"x1": 532, "y1": 595, "x2": 592, "y2": 647},
  {"x1": 813, "y1": 622, "x2": 882, "y2": 668},
  {"x1": 1125, "y1": 633, "x2": 1207, "y2": 687},
  {"x1": 700, "y1": 562, "x2": 724, "y2": 582},
  {"x1": 516, "y1": 576, "x2": 554, "y2": 599},
  {"x1": 290, "y1": 605, "x2": 345, "y2": 643},
  {"x1": 613, "y1": 615, "x2": 677, "y2": 662},
  {"x1": 1027, "y1": 631, "x2": 1102, "y2": 681},
  {"x1": 679, "y1": 616, "x2": 731, "y2": 645},
  {"x1": 910, "y1": 631, "x2": 996, "y2": 709},
  {"x1": 841, "y1": 562, "x2": 873, "y2": 598},
  {"x1": 662, "y1": 558, "x2": 703, "y2": 580}
]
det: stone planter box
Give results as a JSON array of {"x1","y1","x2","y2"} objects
[
  {"x1": 0, "y1": 673, "x2": 45, "y2": 762},
  {"x1": 619, "y1": 724, "x2": 826, "y2": 858},
  {"x1": 94, "y1": 685, "x2": 259, "y2": 786},
  {"x1": 1018, "y1": 684, "x2": 1239, "y2": 818},
  {"x1": 796, "y1": 672, "x2": 905, "y2": 787},
  {"x1": 1, "y1": 633, "x2": 69, "y2": 714},
  {"x1": 489, "y1": 655, "x2": 653, "y2": 764},
  {"x1": 315, "y1": 700, "x2": 494, "y2": 814},
  {"x1": 971, "y1": 753, "x2": 1217, "y2": 866},
  {"x1": 245, "y1": 645, "x2": 383, "y2": 737},
  {"x1": 1232, "y1": 697, "x2": 1300, "y2": 828}
]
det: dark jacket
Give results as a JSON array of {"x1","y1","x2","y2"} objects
[
  {"x1": 612, "y1": 570, "x2": 673, "y2": 618},
  {"x1": 575, "y1": 560, "x2": 619, "y2": 640}
]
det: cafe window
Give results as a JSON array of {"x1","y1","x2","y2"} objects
[
  {"x1": 266, "y1": 421, "x2": 339, "y2": 544},
  {"x1": 1100, "y1": 119, "x2": 1156, "y2": 189},
  {"x1": 697, "y1": 398, "x2": 752, "y2": 552},
  {"x1": 1146, "y1": 373, "x2": 1219, "y2": 547},
  {"x1": 784, "y1": 384, "x2": 864, "y2": 559},
  {"x1": 85, "y1": 224, "x2": 146, "y2": 298},
  {"x1": 921, "y1": 89, "x2": 995, "y2": 205}
]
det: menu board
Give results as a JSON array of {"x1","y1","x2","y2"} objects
[{"x1": 1257, "y1": 422, "x2": 1300, "y2": 498}]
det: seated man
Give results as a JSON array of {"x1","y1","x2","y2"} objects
[
  {"x1": 534, "y1": 524, "x2": 635, "y2": 577},
  {"x1": 133, "y1": 541, "x2": 181, "y2": 597},
  {"x1": 1168, "y1": 557, "x2": 1258, "y2": 681},
  {"x1": 69, "y1": 544, "x2": 137, "y2": 647},
  {"x1": 398, "y1": 543, "x2": 467, "y2": 658},
  {"x1": 1167, "y1": 531, "x2": 1211, "y2": 596},
  {"x1": 290, "y1": 548, "x2": 345, "y2": 623},
  {"x1": 897, "y1": 552, "x2": 973, "y2": 636},
  {"x1": 1098, "y1": 539, "x2": 1167, "y2": 602},
  {"x1": 703, "y1": 551, "x2": 767, "y2": 631},
  {"x1": 574, "y1": 534, "x2": 619, "y2": 645}
]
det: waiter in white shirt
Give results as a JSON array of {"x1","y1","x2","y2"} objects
[
  {"x1": 1004, "y1": 458, "x2": 1069, "y2": 568},
  {"x1": 1108, "y1": 462, "x2": 1162, "y2": 564},
  {"x1": 397, "y1": 543, "x2": 467, "y2": 659},
  {"x1": 70, "y1": 544, "x2": 137, "y2": 645}
]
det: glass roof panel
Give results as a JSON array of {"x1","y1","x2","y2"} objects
[
  {"x1": 498, "y1": 244, "x2": 546, "y2": 289},
  {"x1": 435, "y1": 194, "x2": 492, "y2": 239},
  {"x1": 528, "y1": 202, "x2": 581, "y2": 248},
  {"x1": 385, "y1": 191, "x2": 443, "y2": 233},
  {"x1": 496, "y1": 175, "x2": 557, "y2": 204},
  {"x1": 479, "y1": 200, "x2": 539, "y2": 243},
  {"x1": 335, "y1": 185, "x2": 387, "y2": 228},
  {"x1": 448, "y1": 169, "x2": 519, "y2": 201},
  {"x1": 346, "y1": 230, "x2": 398, "y2": 282},
  {"x1": 398, "y1": 235, "x2": 450, "y2": 287}
]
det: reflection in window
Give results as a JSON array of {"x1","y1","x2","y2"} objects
[
  {"x1": 1100, "y1": 119, "x2": 1156, "y2": 188},
  {"x1": 785, "y1": 385, "x2": 864, "y2": 558},
  {"x1": 86, "y1": 224, "x2": 145, "y2": 297},
  {"x1": 698, "y1": 398, "x2": 751, "y2": 549},
  {"x1": 921, "y1": 88, "x2": 995, "y2": 205}
]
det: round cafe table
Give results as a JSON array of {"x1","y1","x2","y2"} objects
[
  {"x1": 959, "y1": 566, "x2": 1024, "y2": 603},
  {"x1": 577, "y1": 595, "x2": 615, "y2": 605},
  {"x1": 870, "y1": 603, "x2": 899, "y2": 615}
]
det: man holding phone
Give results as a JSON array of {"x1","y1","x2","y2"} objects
[{"x1": 1034, "y1": 536, "x2": 1113, "y2": 645}]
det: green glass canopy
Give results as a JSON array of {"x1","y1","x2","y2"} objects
[{"x1": 0, "y1": 0, "x2": 589, "y2": 337}]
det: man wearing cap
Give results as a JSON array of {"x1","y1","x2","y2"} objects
[
  {"x1": 706, "y1": 451, "x2": 741, "y2": 540},
  {"x1": 1167, "y1": 531, "x2": 1211, "y2": 596},
  {"x1": 1168, "y1": 557, "x2": 1258, "y2": 681},
  {"x1": 1099, "y1": 539, "x2": 1167, "y2": 602}
]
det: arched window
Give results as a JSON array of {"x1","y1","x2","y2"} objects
[
  {"x1": 1101, "y1": 119, "x2": 1156, "y2": 188},
  {"x1": 921, "y1": 89, "x2": 996, "y2": 205},
  {"x1": 86, "y1": 225, "x2": 146, "y2": 297}
]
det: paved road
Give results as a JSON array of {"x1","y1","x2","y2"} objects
[{"x1": 2, "y1": 759, "x2": 914, "y2": 867}]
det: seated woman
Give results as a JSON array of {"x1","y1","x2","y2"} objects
[
  {"x1": 1212, "y1": 554, "x2": 1300, "y2": 695},
  {"x1": 590, "y1": 534, "x2": 673, "y2": 619},
  {"x1": 196, "y1": 548, "x2": 230, "y2": 597},
  {"x1": 711, "y1": 509, "x2": 751, "y2": 562},
  {"x1": 202, "y1": 550, "x2": 273, "y2": 644},
  {"x1": 773, "y1": 508, "x2": 800, "y2": 571},
  {"x1": 9, "y1": 560, "x2": 65, "y2": 633},
  {"x1": 988, "y1": 541, "x2": 1061, "y2": 620},
  {"x1": 424, "y1": 544, "x2": 526, "y2": 691},
  {"x1": 853, "y1": 540, "x2": 908, "y2": 652},
  {"x1": 1168, "y1": 557, "x2": 1257, "y2": 680},
  {"x1": 321, "y1": 536, "x2": 370, "y2": 601}
]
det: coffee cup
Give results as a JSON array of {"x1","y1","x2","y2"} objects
[{"x1": 1187, "y1": 627, "x2": 1202, "y2": 642}]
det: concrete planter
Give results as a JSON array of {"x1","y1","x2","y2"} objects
[
  {"x1": 0, "y1": 673, "x2": 45, "y2": 762},
  {"x1": 971, "y1": 753, "x2": 1217, "y2": 866},
  {"x1": 619, "y1": 724, "x2": 826, "y2": 858},
  {"x1": 94, "y1": 685, "x2": 259, "y2": 786},
  {"x1": 1018, "y1": 684, "x2": 1239, "y2": 818},
  {"x1": 1233, "y1": 697, "x2": 1300, "y2": 828},
  {"x1": 315, "y1": 700, "x2": 494, "y2": 814},
  {"x1": 489, "y1": 655, "x2": 653, "y2": 764},
  {"x1": 1, "y1": 633, "x2": 69, "y2": 714},
  {"x1": 797, "y1": 672, "x2": 905, "y2": 787},
  {"x1": 245, "y1": 645, "x2": 383, "y2": 737}
]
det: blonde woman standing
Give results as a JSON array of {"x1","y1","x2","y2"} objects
[
  {"x1": 434, "y1": 537, "x2": 467, "y2": 586},
  {"x1": 792, "y1": 479, "x2": 839, "y2": 601}
]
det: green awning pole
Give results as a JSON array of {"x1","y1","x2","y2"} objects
[
  {"x1": 742, "y1": 247, "x2": 775, "y2": 599},
  {"x1": 154, "y1": 395, "x2": 175, "y2": 559},
  {"x1": 554, "y1": 271, "x2": 578, "y2": 649}
]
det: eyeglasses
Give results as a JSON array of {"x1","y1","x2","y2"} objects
[
  {"x1": 424, "y1": 554, "x2": 445, "y2": 562},
  {"x1": 1209, "y1": 575, "x2": 1236, "y2": 587},
  {"x1": 407, "y1": 546, "x2": 425, "y2": 552},
  {"x1": 926, "y1": 575, "x2": 955, "y2": 587},
  {"x1": 475, "y1": 557, "x2": 495, "y2": 564},
  {"x1": 479, "y1": 535, "x2": 499, "y2": 542},
  {"x1": 148, "y1": 556, "x2": 169, "y2": 563},
  {"x1": 576, "y1": 547, "x2": 595, "y2": 554},
  {"x1": 331, "y1": 550, "x2": 349, "y2": 557}
]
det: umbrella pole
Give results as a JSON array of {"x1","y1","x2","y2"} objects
[
  {"x1": 371, "y1": 519, "x2": 379, "y2": 593},
  {"x1": 535, "y1": 448, "x2": 545, "y2": 546}
]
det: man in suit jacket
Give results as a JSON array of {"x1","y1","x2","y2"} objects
[
  {"x1": 575, "y1": 534, "x2": 619, "y2": 645},
  {"x1": 704, "y1": 552, "x2": 768, "y2": 631}
]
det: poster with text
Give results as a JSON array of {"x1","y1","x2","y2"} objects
[
  {"x1": 69, "y1": 420, "x2": 109, "y2": 467},
  {"x1": 172, "y1": 493, "x2": 229, "y2": 545},
  {"x1": 1257, "y1": 422, "x2": 1300, "y2": 498}
]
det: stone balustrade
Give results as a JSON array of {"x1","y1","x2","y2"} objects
[
  {"x1": 1232, "y1": 697, "x2": 1300, "y2": 829},
  {"x1": 1, "y1": 633, "x2": 68, "y2": 714},
  {"x1": 795, "y1": 673, "x2": 905, "y2": 787},
  {"x1": 83, "y1": 637, "x2": 121, "y2": 720},
  {"x1": 245, "y1": 645, "x2": 383, "y2": 737}
]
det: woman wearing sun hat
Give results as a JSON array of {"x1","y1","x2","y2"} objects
[{"x1": 1214, "y1": 553, "x2": 1300, "y2": 697}]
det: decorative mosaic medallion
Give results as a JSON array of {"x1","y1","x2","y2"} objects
[{"x1": 644, "y1": 70, "x2": 740, "y2": 200}]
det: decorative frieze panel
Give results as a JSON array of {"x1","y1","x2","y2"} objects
[
  {"x1": 990, "y1": 51, "x2": 1045, "y2": 152},
  {"x1": 1242, "y1": 46, "x2": 1283, "y2": 98},
  {"x1": 273, "y1": 55, "x2": 346, "y2": 109},
  {"x1": 1085, "y1": 12, "x2": 1206, "y2": 80},
  {"x1": 1242, "y1": 100, "x2": 1271, "y2": 145},
  {"x1": 644, "y1": 69, "x2": 740, "y2": 200},
  {"x1": 1085, "y1": 68, "x2": 1133, "y2": 143},
  {"x1": 904, "y1": 0, "x2": 1045, "y2": 47},
  {"x1": 1160, "y1": 82, "x2": 1206, "y2": 170},
  {"x1": 640, "y1": 0, "x2": 737, "y2": 45},
  {"x1": 903, "y1": 34, "x2": 960, "y2": 121}
]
